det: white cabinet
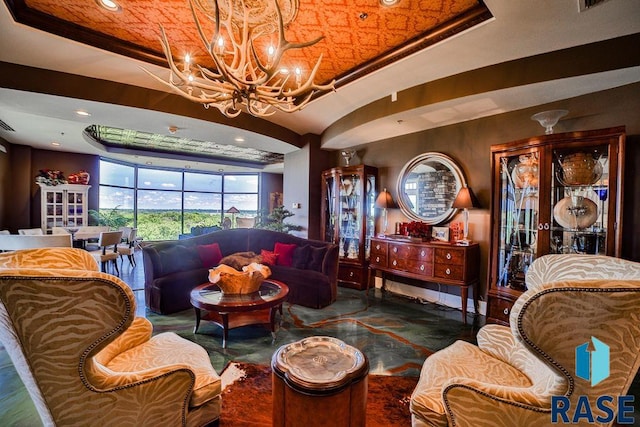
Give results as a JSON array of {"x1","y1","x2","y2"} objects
[{"x1": 38, "y1": 184, "x2": 91, "y2": 233}]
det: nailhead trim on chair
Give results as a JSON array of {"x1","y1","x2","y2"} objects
[{"x1": 515, "y1": 286, "x2": 640, "y2": 397}]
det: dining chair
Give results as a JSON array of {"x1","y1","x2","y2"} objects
[
  {"x1": 89, "y1": 230, "x2": 123, "y2": 275},
  {"x1": 18, "y1": 228, "x2": 44, "y2": 235},
  {"x1": 117, "y1": 227, "x2": 137, "y2": 267}
]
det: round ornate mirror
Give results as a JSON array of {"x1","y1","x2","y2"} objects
[{"x1": 396, "y1": 152, "x2": 467, "y2": 224}]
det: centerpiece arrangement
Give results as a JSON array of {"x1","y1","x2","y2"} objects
[{"x1": 208, "y1": 263, "x2": 271, "y2": 294}]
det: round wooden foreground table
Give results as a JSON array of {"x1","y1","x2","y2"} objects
[
  {"x1": 190, "y1": 279, "x2": 289, "y2": 348},
  {"x1": 271, "y1": 336, "x2": 369, "y2": 427}
]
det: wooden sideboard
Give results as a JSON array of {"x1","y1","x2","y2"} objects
[{"x1": 368, "y1": 237, "x2": 480, "y2": 324}]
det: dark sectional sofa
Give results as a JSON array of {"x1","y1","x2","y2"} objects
[{"x1": 142, "y1": 228, "x2": 339, "y2": 314}]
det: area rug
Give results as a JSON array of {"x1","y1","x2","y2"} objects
[{"x1": 219, "y1": 362, "x2": 419, "y2": 427}]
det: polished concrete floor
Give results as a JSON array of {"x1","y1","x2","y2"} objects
[{"x1": 1, "y1": 251, "x2": 638, "y2": 425}]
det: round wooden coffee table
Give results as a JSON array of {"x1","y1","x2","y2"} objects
[{"x1": 190, "y1": 279, "x2": 289, "y2": 348}]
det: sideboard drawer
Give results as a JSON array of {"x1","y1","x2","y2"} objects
[
  {"x1": 434, "y1": 248, "x2": 465, "y2": 266},
  {"x1": 388, "y1": 256, "x2": 407, "y2": 271},
  {"x1": 389, "y1": 243, "x2": 431, "y2": 261},
  {"x1": 406, "y1": 260, "x2": 433, "y2": 276},
  {"x1": 371, "y1": 241, "x2": 387, "y2": 257},
  {"x1": 434, "y1": 264, "x2": 464, "y2": 281},
  {"x1": 370, "y1": 254, "x2": 387, "y2": 268}
]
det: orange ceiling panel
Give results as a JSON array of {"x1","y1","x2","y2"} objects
[{"x1": 22, "y1": 0, "x2": 487, "y2": 86}]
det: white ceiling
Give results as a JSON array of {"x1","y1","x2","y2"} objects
[{"x1": 1, "y1": 0, "x2": 639, "y2": 172}]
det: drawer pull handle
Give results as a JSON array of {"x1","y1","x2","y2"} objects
[
  {"x1": 393, "y1": 247, "x2": 398, "y2": 253},
  {"x1": 349, "y1": 272, "x2": 354, "y2": 277},
  {"x1": 376, "y1": 244, "x2": 380, "y2": 250},
  {"x1": 503, "y1": 308, "x2": 509, "y2": 315},
  {"x1": 392, "y1": 260, "x2": 397, "y2": 266},
  {"x1": 446, "y1": 253, "x2": 452, "y2": 260},
  {"x1": 445, "y1": 268, "x2": 451, "y2": 275},
  {"x1": 375, "y1": 256, "x2": 380, "y2": 262},
  {"x1": 420, "y1": 265, "x2": 425, "y2": 271},
  {"x1": 421, "y1": 250, "x2": 425, "y2": 257}
]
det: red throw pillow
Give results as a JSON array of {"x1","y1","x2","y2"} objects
[
  {"x1": 260, "y1": 249, "x2": 278, "y2": 265},
  {"x1": 274, "y1": 242, "x2": 297, "y2": 267},
  {"x1": 197, "y1": 243, "x2": 223, "y2": 268}
]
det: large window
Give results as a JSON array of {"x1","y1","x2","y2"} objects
[{"x1": 99, "y1": 159, "x2": 260, "y2": 240}]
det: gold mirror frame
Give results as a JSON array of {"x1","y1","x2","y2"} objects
[{"x1": 396, "y1": 152, "x2": 467, "y2": 224}]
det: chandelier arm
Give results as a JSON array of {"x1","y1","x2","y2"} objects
[{"x1": 188, "y1": 0, "x2": 217, "y2": 54}]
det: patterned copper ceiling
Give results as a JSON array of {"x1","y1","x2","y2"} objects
[{"x1": 14, "y1": 0, "x2": 490, "y2": 88}]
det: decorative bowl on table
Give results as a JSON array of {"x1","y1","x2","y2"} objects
[{"x1": 208, "y1": 264, "x2": 269, "y2": 294}]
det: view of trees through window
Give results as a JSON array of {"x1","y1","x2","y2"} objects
[{"x1": 98, "y1": 159, "x2": 260, "y2": 240}]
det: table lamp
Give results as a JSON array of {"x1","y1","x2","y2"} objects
[
  {"x1": 452, "y1": 185, "x2": 480, "y2": 245},
  {"x1": 375, "y1": 188, "x2": 395, "y2": 236}
]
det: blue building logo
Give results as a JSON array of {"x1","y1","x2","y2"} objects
[
  {"x1": 551, "y1": 337, "x2": 635, "y2": 424},
  {"x1": 575, "y1": 337, "x2": 609, "y2": 387}
]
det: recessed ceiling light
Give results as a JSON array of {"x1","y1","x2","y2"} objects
[
  {"x1": 96, "y1": 0, "x2": 121, "y2": 12},
  {"x1": 51, "y1": 142, "x2": 61, "y2": 146},
  {"x1": 76, "y1": 110, "x2": 91, "y2": 117},
  {"x1": 380, "y1": 0, "x2": 400, "y2": 6},
  {"x1": 234, "y1": 136, "x2": 245, "y2": 143}
]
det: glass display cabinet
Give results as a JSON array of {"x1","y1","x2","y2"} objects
[
  {"x1": 38, "y1": 183, "x2": 91, "y2": 234},
  {"x1": 321, "y1": 165, "x2": 378, "y2": 290},
  {"x1": 487, "y1": 127, "x2": 625, "y2": 325}
]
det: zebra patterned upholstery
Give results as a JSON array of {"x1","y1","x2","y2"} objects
[
  {"x1": 0, "y1": 248, "x2": 221, "y2": 426},
  {"x1": 411, "y1": 254, "x2": 640, "y2": 427}
]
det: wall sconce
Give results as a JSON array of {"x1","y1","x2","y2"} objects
[
  {"x1": 452, "y1": 185, "x2": 480, "y2": 245},
  {"x1": 375, "y1": 188, "x2": 395, "y2": 236}
]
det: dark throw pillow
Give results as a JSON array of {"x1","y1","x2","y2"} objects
[
  {"x1": 291, "y1": 244, "x2": 311, "y2": 269},
  {"x1": 260, "y1": 249, "x2": 279, "y2": 265},
  {"x1": 274, "y1": 242, "x2": 297, "y2": 267},
  {"x1": 307, "y1": 246, "x2": 326, "y2": 271},
  {"x1": 196, "y1": 243, "x2": 223, "y2": 268}
]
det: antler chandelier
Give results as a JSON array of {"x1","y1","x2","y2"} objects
[{"x1": 144, "y1": 0, "x2": 335, "y2": 118}]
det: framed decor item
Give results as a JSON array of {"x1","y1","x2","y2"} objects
[{"x1": 432, "y1": 226, "x2": 450, "y2": 242}]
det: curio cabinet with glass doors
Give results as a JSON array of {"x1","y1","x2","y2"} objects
[
  {"x1": 487, "y1": 127, "x2": 625, "y2": 325},
  {"x1": 321, "y1": 165, "x2": 378, "y2": 290}
]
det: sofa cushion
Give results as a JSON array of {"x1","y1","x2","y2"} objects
[
  {"x1": 197, "y1": 243, "x2": 223, "y2": 268},
  {"x1": 161, "y1": 245, "x2": 201, "y2": 275},
  {"x1": 260, "y1": 249, "x2": 278, "y2": 265},
  {"x1": 274, "y1": 242, "x2": 297, "y2": 267}
]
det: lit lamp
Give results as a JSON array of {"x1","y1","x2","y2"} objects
[
  {"x1": 452, "y1": 185, "x2": 480, "y2": 245},
  {"x1": 375, "y1": 188, "x2": 395, "y2": 237},
  {"x1": 226, "y1": 206, "x2": 240, "y2": 228}
]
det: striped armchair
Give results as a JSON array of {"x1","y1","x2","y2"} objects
[
  {"x1": 410, "y1": 254, "x2": 640, "y2": 426},
  {"x1": 0, "y1": 248, "x2": 221, "y2": 426}
]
